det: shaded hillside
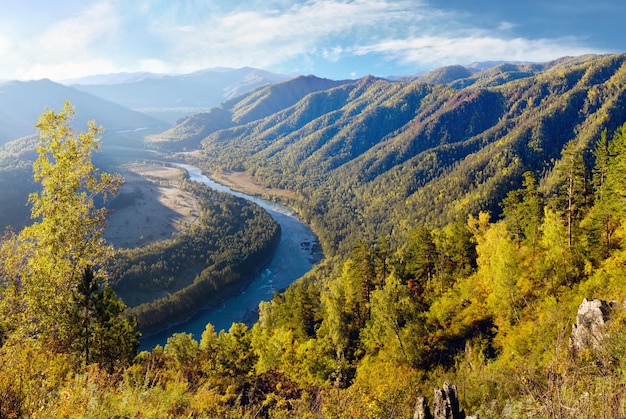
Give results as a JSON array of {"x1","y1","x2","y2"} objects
[
  {"x1": 165, "y1": 53, "x2": 626, "y2": 255},
  {"x1": 0, "y1": 135, "x2": 39, "y2": 230},
  {"x1": 147, "y1": 75, "x2": 351, "y2": 151},
  {"x1": 0, "y1": 79, "x2": 166, "y2": 144},
  {"x1": 0, "y1": 80, "x2": 169, "y2": 230},
  {"x1": 0, "y1": 80, "x2": 165, "y2": 144}
]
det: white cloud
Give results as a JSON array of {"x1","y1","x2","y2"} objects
[
  {"x1": 0, "y1": 0, "x2": 610, "y2": 80},
  {"x1": 136, "y1": 58, "x2": 170, "y2": 74},
  {"x1": 353, "y1": 34, "x2": 603, "y2": 67},
  {"x1": 0, "y1": 36, "x2": 10, "y2": 55},
  {"x1": 0, "y1": 1, "x2": 122, "y2": 80},
  {"x1": 322, "y1": 47, "x2": 345, "y2": 62},
  {"x1": 21, "y1": 59, "x2": 120, "y2": 81},
  {"x1": 155, "y1": 0, "x2": 422, "y2": 71},
  {"x1": 498, "y1": 21, "x2": 515, "y2": 31},
  {"x1": 149, "y1": 0, "x2": 602, "y2": 75},
  {"x1": 36, "y1": 1, "x2": 119, "y2": 56}
]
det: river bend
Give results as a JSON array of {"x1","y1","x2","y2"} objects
[{"x1": 139, "y1": 164, "x2": 320, "y2": 349}]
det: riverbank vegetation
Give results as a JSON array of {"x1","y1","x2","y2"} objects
[{"x1": 113, "y1": 179, "x2": 280, "y2": 334}]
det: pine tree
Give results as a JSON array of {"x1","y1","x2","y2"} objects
[
  {"x1": 502, "y1": 171, "x2": 543, "y2": 254},
  {"x1": 582, "y1": 124, "x2": 626, "y2": 261},
  {"x1": 556, "y1": 140, "x2": 588, "y2": 249},
  {"x1": 65, "y1": 267, "x2": 139, "y2": 371}
]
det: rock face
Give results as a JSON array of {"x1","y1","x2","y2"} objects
[
  {"x1": 413, "y1": 396, "x2": 431, "y2": 419},
  {"x1": 433, "y1": 382, "x2": 461, "y2": 419},
  {"x1": 414, "y1": 382, "x2": 465, "y2": 419},
  {"x1": 570, "y1": 298, "x2": 614, "y2": 355}
]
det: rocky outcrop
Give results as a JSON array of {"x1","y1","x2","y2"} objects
[
  {"x1": 570, "y1": 298, "x2": 615, "y2": 356},
  {"x1": 433, "y1": 382, "x2": 461, "y2": 419},
  {"x1": 413, "y1": 396, "x2": 431, "y2": 419},
  {"x1": 414, "y1": 382, "x2": 466, "y2": 419}
]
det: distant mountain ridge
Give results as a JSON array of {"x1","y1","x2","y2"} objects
[
  {"x1": 70, "y1": 67, "x2": 292, "y2": 123},
  {"x1": 0, "y1": 79, "x2": 166, "y2": 145},
  {"x1": 60, "y1": 71, "x2": 159, "y2": 85},
  {"x1": 0, "y1": 66, "x2": 292, "y2": 145}
]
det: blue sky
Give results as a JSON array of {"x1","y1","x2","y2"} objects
[{"x1": 0, "y1": 0, "x2": 623, "y2": 81}]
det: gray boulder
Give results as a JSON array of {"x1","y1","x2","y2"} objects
[
  {"x1": 413, "y1": 396, "x2": 432, "y2": 419},
  {"x1": 432, "y1": 382, "x2": 462, "y2": 419},
  {"x1": 570, "y1": 298, "x2": 614, "y2": 355}
]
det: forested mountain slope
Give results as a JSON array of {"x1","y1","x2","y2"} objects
[
  {"x1": 147, "y1": 75, "x2": 350, "y2": 150},
  {"x1": 7, "y1": 53, "x2": 626, "y2": 417},
  {"x1": 169, "y1": 53, "x2": 626, "y2": 255}
]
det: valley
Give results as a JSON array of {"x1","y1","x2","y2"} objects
[
  {"x1": 5, "y1": 53, "x2": 626, "y2": 416},
  {"x1": 96, "y1": 155, "x2": 321, "y2": 344},
  {"x1": 139, "y1": 165, "x2": 320, "y2": 349}
]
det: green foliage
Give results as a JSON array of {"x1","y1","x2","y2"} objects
[
  {"x1": 0, "y1": 102, "x2": 124, "y2": 344},
  {"x1": 501, "y1": 171, "x2": 543, "y2": 251},
  {"x1": 113, "y1": 180, "x2": 281, "y2": 334},
  {"x1": 362, "y1": 273, "x2": 419, "y2": 363},
  {"x1": 165, "y1": 332, "x2": 199, "y2": 369},
  {"x1": 64, "y1": 266, "x2": 140, "y2": 371},
  {"x1": 10, "y1": 56, "x2": 626, "y2": 417},
  {"x1": 0, "y1": 102, "x2": 129, "y2": 344},
  {"x1": 0, "y1": 102, "x2": 139, "y2": 413}
]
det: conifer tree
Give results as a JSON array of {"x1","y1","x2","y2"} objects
[
  {"x1": 582, "y1": 124, "x2": 626, "y2": 261},
  {"x1": 65, "y1": 266, "x2": 139, "y2": 370},
  {"x1": 502, "y1": 171, "x2": 543, "y2": 254},
  {"x1": 556, "y1": 140, "x2": 588, "y2": 248}
]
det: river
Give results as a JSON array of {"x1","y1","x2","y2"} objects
[{"x1": 139, "y1": 164, "x2": 321, "y2": 350}]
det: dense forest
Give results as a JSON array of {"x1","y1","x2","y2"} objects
[
  {"x1": 179, "y1": 53, "x2": 626, "y2": 256},
  {"x1": 113, "y1": 179, "x2": 280, "y2": 334},
  {"x1": 4, "y1": 54, "x2": 626, "y2": 417},
  {"x1": 0, "y1": 135, "x2": 38, "y2": 231}
]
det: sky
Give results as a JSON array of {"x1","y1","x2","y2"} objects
[{"x1": 0, "y1": 0, "x2": 623, "y2": 81}]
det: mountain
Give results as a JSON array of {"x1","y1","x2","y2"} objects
[
  {"x1": 60, "y1": 71, "x2": 160, "y2": 85},
  {"x1": 416, "y1": 65, "x2": 473, "y2": 85},
  {"x1": 146, "y1": 75, "x2": 351, "y2": 150},
  {"x1": 71, "y1": 67, "x2": 292, "y2": 123},
  {"x1": 0, "y1": 79, "x2": 167, "y2": 145},
  {"x1": 0, "y1": 79, "x2": 170, "y2": 231},
  {"x1": 465, "y1": 60, "x2": 529, "y2": 71},
  {"x1": 157, "y1": 53, "x2": 626, "y2": 255},
  {"x1": 387, "y1": 60, "x2": 531, "y2": 82}
]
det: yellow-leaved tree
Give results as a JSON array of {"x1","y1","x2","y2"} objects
[{"x1": 0, "y1": 101, "x2": 138, "y2": 372}]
